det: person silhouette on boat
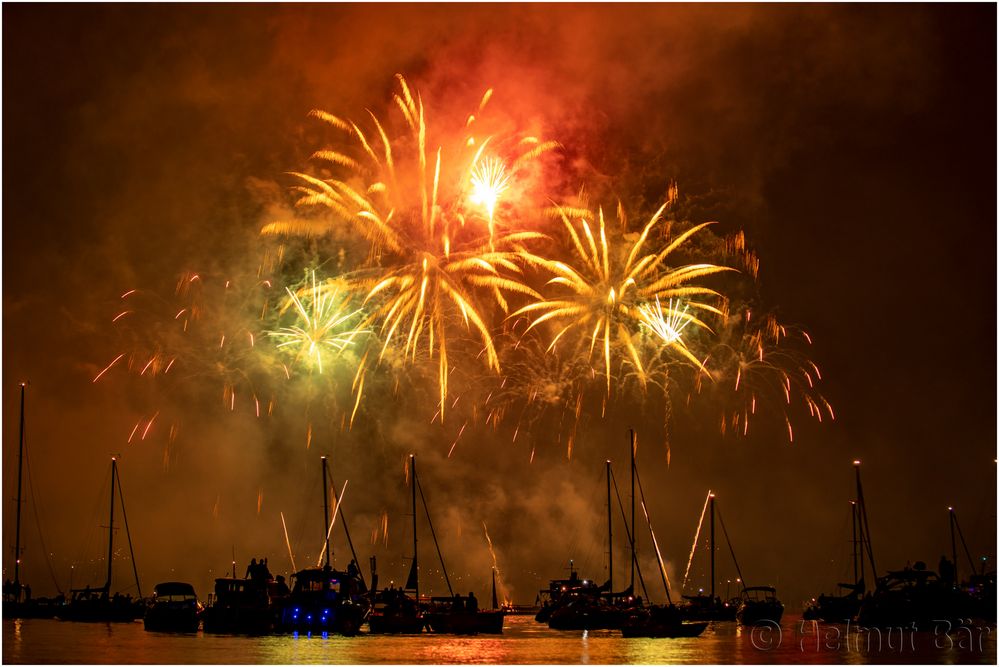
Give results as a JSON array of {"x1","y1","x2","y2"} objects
[
  {"x1": 245, "y1": 558, "x2": 257, "y2": 579},
  {"x1": 275, "y1": 575, "x2": 290, "y2": 597},
  {"x1": 259, "y1": 558, "x2": 272, "y2": 581},
  {"x1": 467, "y1": 591, "x2": 478, "y2": 612},
  {"x1": 347, "y1": 559, "x2": 359, "y2": 578}
]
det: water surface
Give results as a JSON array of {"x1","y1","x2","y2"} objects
[{"x1": 3, "y1": 614, "x2": 995, "y2": 664}]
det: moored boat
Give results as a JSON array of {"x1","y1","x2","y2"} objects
[
  {"x1": 622, "y1": 605, "x2": 708, "y2": 638},
  {"x1": 57, "y1": 457, "x2": 144, "y2": 623},
  {"x1": 737, "y1": 586, "x2": 784, "y2": 626},
  {"x1": 202, "y1": 573, "x2": 281, "y2": 635},
  {"x1": 144, "y1": 581, "x2": 202, "y2": 633}
]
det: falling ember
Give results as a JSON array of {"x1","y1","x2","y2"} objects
[
  {"x1": 257, "y1": 488, "x2": 264, "y2": 514},
  {"x1": 212, "y1": 495, "x2": 220, "y2": 520},
  {"x1": 127, "y1": 421, "x2": 141, "y2": 444},
  {"x1": 112, "y1": 311, "x2": 132, "y2": 323},
  {"x1": 93, "y1": 353, "x2": 125, "y2": 383},
  {"x1": 447, "y1": 421, "x2": 468, "y2": 458},
  {"x1": 141, "y1": 412, "x2": 159, "y2": 440}
]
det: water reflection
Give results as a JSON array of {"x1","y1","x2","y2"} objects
[{"x1": 2, "y1": 614, "x2": 995, "y2": 665}]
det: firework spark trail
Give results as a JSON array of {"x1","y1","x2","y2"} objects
[
  {"x1": 482, "y1": 521, "x2": 510, "y2": 605},
  {"x1": 682, "y1": 489, "x2": 712, "y2": 591},
  {"x1": 316, "y1": 480, "x2": 348, "y2": 567},
  {"x1": 280, "y1": 511, "x2": 298, "y2": 573},
  {"x1": 697, "y1": 309, "x2": 833, "y2": 441}
]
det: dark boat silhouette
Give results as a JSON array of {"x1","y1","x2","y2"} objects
[
  {"x1": 202, "y1": 571, "x2": 281, "y2": 635},
  {"x1": 736, "y1": 586, "x2": 784, "y2": 626},
  {"x1": 274, "y1": 457, "x2": 369, "y2": 636},
  {"x1": 702, "y1": 493, "x2": 782, "y2": 626},
  {"x1": 856, "y1": 562, "x2": 965, "y2": 630},
  {"x1": 403, "y1": 454, "x2": 505, "y2": 635},
  {"x1": 143, "y1": 581, "x2": 202, "y2": 633},
  {"x1": 679, "y1": 493, "x2": 737, "y2": 622},
  {"x1": 616, "y1": 431, "x2": 707, "y2": 639},
  {"x1": 57, "y1": 457, "x2": 144, "y2": 623},
  {"x1": 3, "y1": 384, "x2": 66, "y2": 620},
  {"x1": 534, "y1": 562, "x2": 603, "y2": 623},
  {"x1": 804, "y1": 461, "x2": 872, "y2": 623},
  {"x1": 545, "y1": 455, "x2": 641, "y2": 631}
]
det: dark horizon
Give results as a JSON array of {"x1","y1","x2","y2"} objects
[{"x1": 2, "y1": 4, "x2": 996, "y2": 609}]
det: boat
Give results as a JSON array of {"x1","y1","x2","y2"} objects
[
  {"x1": 367, "y1": 582, "x2": 425, "y2": 634},
  {"x1": 678, "y1": 493, "x2": 738, "y2": 622},
  {"x1": 615, "y1": 431, "x2": 707, "y2": 639},
  {"x1": 534, "y1": 561, "x2": 603, "y2": 623},
  {"x1": 394, "y1": 454, "x2": 504, "y2": 635},
  {"x1": 544, "y1": 457, "x2": 640, "y2": 631},
  {"x1": 736, "y1": 586, "x2": 784, "y2": 626},
  {"x1": 685, "y1": 491, "x2": 783, "y2": 626},
  {"x1": 2, "y1": 384, "x2": 65, "y2": 620},
  {"x1": 273, "y1": 456, "x2": 370, "y2": 636},
  {"x1": 803, "y1": 461, "x2": 871, "y2": 623},
  {"x1": 202, "y1": 568, "x2": 282, "y2": 635},
  {"x1": 57, "y1": 457, "x2": 144, "y2": 622},
  {"x1": 143, "y1": 581, "x2": 203, "y2": 633},
  {"x1": 856, "y1": 563, "x2": 964, "y2": 630},
  {"x1": 622, "y1": 605, "x2": 708, "y2": 638}
]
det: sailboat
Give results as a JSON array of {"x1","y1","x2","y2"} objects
[
  {"x1": 367, "y1": 455, "x2": 426, "y2": 634},
  {"x1": 2, "y1": 384, "x2": 64, "y2": 619},
  {"x1": 679, "y1": 492, "x2": 738, "y2": 621},
  {"x1": 58, "y1": 457, "x2": 144, "y2": 622},
  {"x1": 619, "y1": 431, "x2": 708, "y2": 638},
  {"x1": 803, "y1": 461, "x2": 871, "y2": 622},
  {"x1": 547, "y1": 457, "x2": 641, "y2": 631},
  {"x1": 409, "y1": 455, "x2": 505, "y2": 634},
  {"x1": 274, "y1": 456, "x2": 369, "y2": 636}
]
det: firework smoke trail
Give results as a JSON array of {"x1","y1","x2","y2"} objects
[
  {"x1": 682, "y1": 489, "x2": 712, "y2": 591},
  {"x1": 263, "y1": 75, "x2": 558, "y2": 422}
]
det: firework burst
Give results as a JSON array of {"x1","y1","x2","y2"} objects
[
  {"x1": 267, "y1": 270, "x2": 367, "y2": 374},
  {"x1": 694, "y1": 308, "x2": 834, "y2": 441},
  {"x1": 513, "y1": 193, "x2": 731, "y2": 396},
  {"x1": 263, "y1": 75, "x2": 559, "y2": 419}
]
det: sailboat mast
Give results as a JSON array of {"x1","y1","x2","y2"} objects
[
  {"x1": 851, "y1": 501, "x2": 859, "y2": 587},
  {"x1": 629, "y1": 430, "x2": 636, "y2": 593},
  {"x1": 322, "y1": 456, "x2": 331, "y2": 568},
  {"x1": 105, "y1": 457, "x2": 117, "y2": 596},
  {"x1": 606, "y1": 460, "x2": 613, "y2": 595},
  {"x1": 949, "y1": 507, "x2": 958, "y2": 585},
  {"x1": 853, "y1": 460, "x2": 877, "y2": 580},
  {"x1": 13, "y1": 383, "x2": 26, "y2": 597},
  {"x1": 411, "y1": 455, "x2": 419, "y2": 604},
  {"x1": 709, "y1": 493, "x2": 715, "y2": 601}
]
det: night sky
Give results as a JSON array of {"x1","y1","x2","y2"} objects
[{"x1": 2, "y1": 4, "x2": 995, "y2": 608}]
